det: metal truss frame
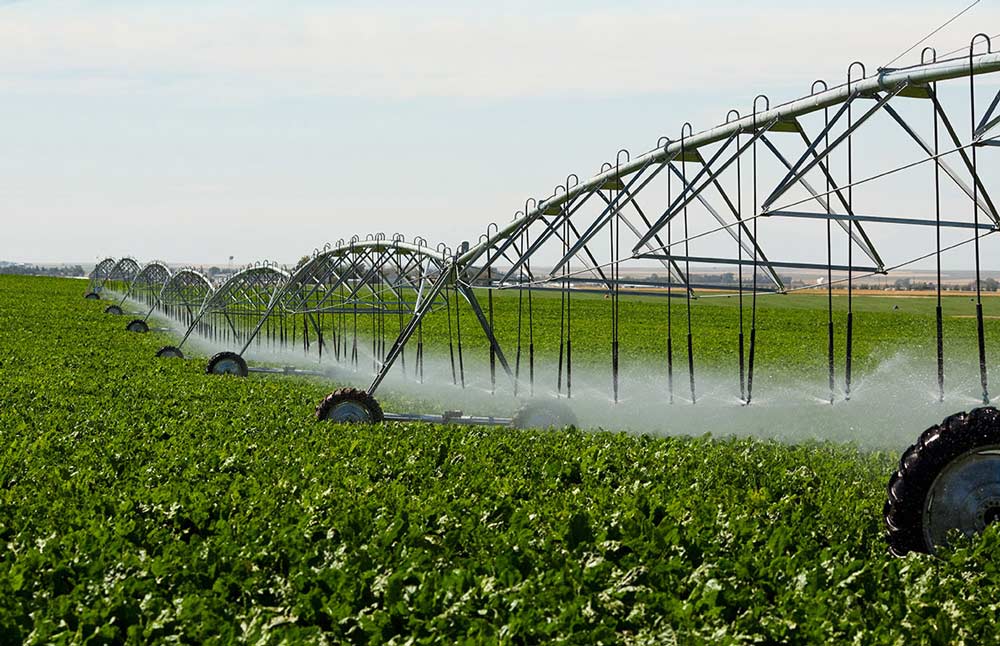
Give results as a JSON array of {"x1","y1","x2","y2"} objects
[{"x1": 113, "y1": 41, "x2": 1000, "y2": 410}]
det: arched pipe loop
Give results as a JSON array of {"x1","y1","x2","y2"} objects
[
  {"x1": 922, "y1": 47, "x2": 937, "y2": 65},
  {"x1": 972, "y1": 33, "x2": 993, "y2": 55},
  {"x1": 725, "y1": 110, "x2": 741, "y2": 135},
  {"x1": 811, "y1": 80, "x2": 828, "y2": 95},
  {"x1": 752, "y1": 95, "x2": 769, "y2": 129},
  {"x1": 848, "y1": 61, "x2": 866, "y2": 91}
]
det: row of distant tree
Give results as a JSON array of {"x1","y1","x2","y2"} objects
[
  {"x1": 4, "y1": 261, "x2": 999, "y2": 292},
  {"x1": 888, "y1": 277, "x2": 1000, "y2": 292},
  {"x1": 0, "y1": 263, "x2": 86, "y2": 278}
]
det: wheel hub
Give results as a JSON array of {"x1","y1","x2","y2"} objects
[
  {"x1": 323, "y1": 401, "x2": 373, "y2": 423},
  {"x1": 924, "y1": 448, "x2": 1000, "y2": 548},
  {"x1": 213, "y1": 359, "x2": 242, "y2": 375}
]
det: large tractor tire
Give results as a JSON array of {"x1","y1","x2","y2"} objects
[
  {"x1": 511, "y1": 399, "x2": 578, "y2": 430},
  {"x1": 316, "y1": 388, "x2": 384, "y2": 424},
  {"x1": 84, "y1": 292, "x2": 100, "y2": 300},
  {"x1": 125, "y1": 319, "x2": 149, "y2": 333},
  {"x1": 104, "y1": 304, "x2": 123, "y2": 315},
  {"x1": 885, "y1": 406, "x2": 1000, "y2": 555},
  {"x1": 206, "y1": 351, "x2": 249, "y2": 377},
  {"x1": 156, "y1": 346, "x2": 185, "y2": 359}
]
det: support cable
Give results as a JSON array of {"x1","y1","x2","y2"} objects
[
  {"x1": 730, "y1": 112, "x2": 747, "y2": 403},
  {"x1": 681, "y1": 131, "x2": 696, "y2": 404},
  {"x1": 445, "y1": 273, "x2": 457, "y2": 386},
  {"x1": 607, "y1": 172, "x2": 616, "y2": 402},
  {"x1": 370, "y1": 269, "x2": 378, "y2": 373},
  {"x1": 971, "y1": 36, "x2": 991, "y2": 403},
  {"x1": 930, "y1": 48, "x2": 946, "y2": 403},
  {"x1": 667, "y1": 165, "x2": 675, "y2": 404},
  {"x1": 486, "y1": 231, "x2": 497, "y2": 395},
  {"x1": 748, "y1": 98, "x2": 766, "y2": 405},
  {"x1": 351, "y1": 253, "x2": 359, "y2": 371},
  {"x1": 822, "y1": 91, "x2": 836, "y2": 405},
  {"x1": 417, "y1": 319, "x2": 425, "y2": 384},
  {"x1": 527, "y1": 220, "x2": 535, "y2": 397},
  {"x1": 565, "y1": 179, "x2": 576, "y2": 399},
  {"x1": 846, "y1": 64, "x2": 864, "y2": 401},
  {"x1": 557, "y1": 209, "x2": 567, "y2": 397},
  {"x1": 882, "y1": 0, "x2": 983, "y2": 70},
  {"x1": 514, "y1": 225, "x2": 525, "y2": 397},
  {"x1": 454, "y1": 265, "x2": 466, "y2": 389}
]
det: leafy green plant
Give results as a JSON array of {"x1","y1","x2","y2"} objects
[{"x1": 1, "y1": 276, "x2": 998, "y2": 644}]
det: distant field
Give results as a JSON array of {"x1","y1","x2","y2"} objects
[
  {"x1": 2, "y1": 275, "x2": 999, "y2": 643},
  {"x1": 406, "y1": 284, "x2": 1000, "y2": 386}
]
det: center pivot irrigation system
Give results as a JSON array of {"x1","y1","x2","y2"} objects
[{"x1": 87, "y1": 37, "x2": 1000, "y2": 555}]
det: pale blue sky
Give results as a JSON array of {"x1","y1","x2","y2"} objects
[{"x1": 1, "y1": 0, "x2": 998, "y2": 266}]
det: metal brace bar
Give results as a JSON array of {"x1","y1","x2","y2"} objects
[
  {"x1": 881, "y1": 101, "x2": 998, "y2": 225},
  {"x1": 658, "y1": 131, "x2": 739, "y2": 222},
  {"x1": 928, "y1": 91, "x2": 1000, "y2": 224},
  {"x1": 762, "y1": 87, "x2": 905, "y2": 211},
  {"x1": 975, "y1": 88, "x2": 1000, "y2": 137},
  {"x1": 770, "y1": 209, "x2": 997, "y2": 230},
  {"x1": 784, "y1": 129, "x2": 885, "y2": 269},
  {"x1": 663, "y1": 161, "x2": 783, "y2": 290},
  {"x1": 635, "y1": 252, "x2": 877, "y2": 273},
  {"x1": 636, "y1": 120, "x2": 777, "y2": 250},
  {"x1": 369, "y1": 266, "x2": 462, "y2": 395},
  {"x1": 477, "y1": 190, "x2": 593, "y2": 283},
  {"x1": 688, "y1": 158, "x2": 786, "y2": 287},
  {"x1": 455, "y1": 283, "x2": 514, "y2": 379},
  {"x1": 763, "y1": 94, "x2": 858, "y2": 209},
  {"x1": 551, "y1": 156, "x2": 665, "y2": 274},
  {"x1": 596, "y1": 191, "x2": 690, "y2": 287}
]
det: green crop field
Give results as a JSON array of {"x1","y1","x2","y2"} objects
[
  {"x1": 413, "y1": 285, "x2": 1000, "y2": 379},
  {"x1": 3, "y1": 275, "x2": 1000, "y2": 643},
  {"x1": 298, "y1": 280, "x2": 1000, "y2": 386}
]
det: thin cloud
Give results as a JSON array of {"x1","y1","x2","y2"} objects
[{"x1": 0, "y1": 5, "x2": 995, "y2": 99}]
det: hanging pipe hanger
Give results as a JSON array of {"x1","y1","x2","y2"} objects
[{"x1": 745, "y1": 94, "x2": 769, "y2": 405}]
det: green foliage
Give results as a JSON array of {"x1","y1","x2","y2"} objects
[
  {"x1": 1, "y1": 276, "x2": 999, "y2": 644},
  {"x1": 410, "y1": 287, "x2": 1000, "y2": 378}
]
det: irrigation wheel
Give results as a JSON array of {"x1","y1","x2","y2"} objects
[
  {"x1": 316, "y1": 387, "x2": 384, "y2": 424},
  {"x1": 156, "y1": 346, "x2": 184, "y2": 359},
  {"x1": 206, "y1": 351, "x2": 248, "y2": 377},
  {"x1": 885, "y1": 406, "x2": 1000, "y2": 555},
  {"x1": 84, "y1": 292, "x2": 100, "y2": 300},
  {"x1": 125, "y1": 319, "x2": 149, "y2": 333},
  {"x1": 104, "y1": 305, "x2": 123, "y2": 315},
  {"x1": 511, "y1": 400, "x2": 578, "y2": 430}
]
